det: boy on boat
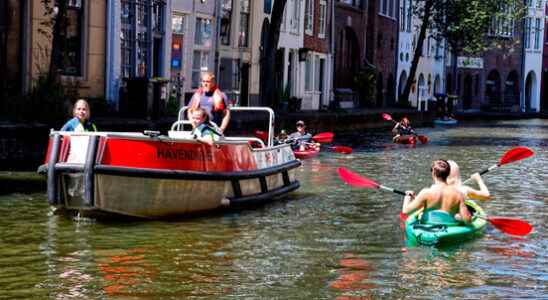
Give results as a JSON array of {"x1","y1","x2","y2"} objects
[
  {"x1": 402, "y1": 160, "x2": 472, "y2": 224},
  {"x1": 188, "y1": 71, "x2": 230, "y2": 134},
  {"x1": 191, "y1": 108, "x2": 221, "y2": 146},
  {"x1": 61, "y1": 99, "x2": 97, "y2": 132}
]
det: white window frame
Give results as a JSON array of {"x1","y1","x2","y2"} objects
[
  {"x1": 305, "y1": 0, "x2": 314, "y2": 35},
  {"x1": 534, "y1": 18, "x2": 541, "y2": 49},
  {"x1": 379, "y1": 0, "x2": 397, "y2": 19},
  {"x1": 191, "y1": 50, "x2": 210, "y2": 88},
  {"x1": 318, "y1": 0, "x2": 326, "y2": 38},
  {"x1": 305, "y1": 54, "x2": 313, "y2": 91},
  {"x1": 291, "y1": 0, "x2": 301, "y2": 34}
]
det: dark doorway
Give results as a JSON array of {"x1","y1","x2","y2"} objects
[
  {"x1": 486, "y1": 70, "x2": 502, "y2": 109},
  {"x1": 240, "y1": 63, "x2": 249, "y2": 106},
  {"x1": 505, "y1": 70, "x2": 519, "y2": 107},
  {"x1": 153, "y1": 37, "x2": 162, "y2": 77},
  {"x1": 386, "y1": 74, "x2": 395, "y2": 107},
  {"x1": 543, "y1": 71, "x2": 548, "y2": 112},
  {"x1": 446, "y1": 73, "x2": 453, "y2": 95},
  {"x1": 319, "y1": 58, "x2": 325, "y2": 109},
  {"x1": 463, "y1": 75, "x2": 473, "y2": 110},
  {"x1": 376, "y1": 72, "x2": 384, "y2": 107}
]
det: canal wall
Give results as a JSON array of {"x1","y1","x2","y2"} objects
[{"x1": 0, "y1": 109, "x2": 542, "y2": 171}]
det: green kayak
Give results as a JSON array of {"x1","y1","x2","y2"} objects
[{"x1": 401, "y1": 200, "x2": 487, "y2": 247}]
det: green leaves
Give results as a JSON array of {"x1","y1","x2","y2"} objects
[{"x1": 420, "y1": 0, "x2": 523, "y2": 55}]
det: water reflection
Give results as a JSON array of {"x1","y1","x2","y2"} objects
[
  {"x1": 331, "y1": 253, "x2": 376, "y2": 298},
  {"x1": 1, "y1": 119, "x2": 548, "y2": 298}
]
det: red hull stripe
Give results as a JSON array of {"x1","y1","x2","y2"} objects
[{"x1": 100, "y1": 138, "x2": 257, "y2": 172}]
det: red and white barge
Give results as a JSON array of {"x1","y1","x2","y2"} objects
[{"x1": 39, "y1": 107, "x2": 301, "y2": 219}]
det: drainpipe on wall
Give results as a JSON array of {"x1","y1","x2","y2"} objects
[
  {"x1": 105, "y1": 0, "x2": 112, "y2": 109},
  {"x1": 394, "y1": 0, "x2": 400, "y2": 107},
  {"x1": 330, "y1": 0, "x2": 335, "y2": 105},
  {"x1": 21, "y1": 0, "x2": 30, "y2": 95},
  {"x1": 214, "y1": 0, "x2": 221, "y2": 79},
  {"x1": 520, "y1": 13, "x2": 526, "y2": 112}
]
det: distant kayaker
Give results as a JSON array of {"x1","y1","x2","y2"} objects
[
  {"x1": 188, "y1": 71, "x2": 230, "y2": 134},
  {"x1": 402, "y1": 160, "x2": 472, "y2": 224},
  {"x1": 392, "y1": 117, "x2": 416, "y2": 141},
  {"x1": 447, "y1": 160, "x2": 491, "y2": 201},
  {"x1": 286, "y1": 120, "x2": 313, "y2": 151},
  {"x1": 61, "y1": 99, "x2": 97, "y2": 132},
  {"x1": 190, "y1": 108, "x2": 221, "y2": 146}
]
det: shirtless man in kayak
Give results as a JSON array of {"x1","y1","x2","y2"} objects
[{"x1": 402, "y1": 160, "x2": 472, "y2": 224}]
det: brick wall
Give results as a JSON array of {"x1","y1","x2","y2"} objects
[{"x1": 303, "y1": 0, "x2": 330, "y2": 53}]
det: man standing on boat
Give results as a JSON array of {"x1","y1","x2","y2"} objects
[
  {"x1": 188, "y1": 71, "x2": 231, "y2": 134},
  {"x1": 402, "y1": 160, "x2": 472, "y2": 224}
]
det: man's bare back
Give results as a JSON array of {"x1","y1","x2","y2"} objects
[{"x1": 402, "y1": 160, "x2": 472, "y2": 224}]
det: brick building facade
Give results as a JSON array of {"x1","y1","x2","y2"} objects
[
  {"x1": 367, "y1": 0, "x2": 398, "y2": 107},
  {"x1": 333, "y1": 0, "x2": 367, "y2": 107}
]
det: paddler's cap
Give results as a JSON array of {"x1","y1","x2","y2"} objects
[{"x1": 296, "y1": 120, "x2": 305, "y2": 126}]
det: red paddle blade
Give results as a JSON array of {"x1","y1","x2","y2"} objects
[
  {"x1": 337, "y1": 167, "x2": 380, "y2": 189},
  {"x1": 382, "y1": 113, "x2": 393, "y2": 121},
  {"x1": 499, "y1": 146, "x2": 534, "y2": 166},
  {"x1": 332, "y1": 146, "x2": 353, "y2": 154},
  {"x1": 487, "y1": 217, "x2": 533, "y2": 236},
  {"x1": 418, "y1": 135, "x2": 428, "y2": 144},
  {"x1": 313, "y1": 132, "x2": 334, "y2": 143}
]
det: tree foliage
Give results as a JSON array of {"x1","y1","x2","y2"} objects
[{"x1": 401, "y1": 0, "x2": 523, "y2": 101}]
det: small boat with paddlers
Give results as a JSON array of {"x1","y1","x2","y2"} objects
[
  {"x1": 293, "y1": 144, "x2": 321, "y2": 159},
  {"x1": 393, "y1": 135, "x2": 417, "y2": 145},
  {"x1": 337, "y1": 151, "x2": 534, "y2": 247},
  {"x1": 400, "y1": 200, "x2": 487, "y2": 247},
  {"x1": 38, "y1": 107, "x2": 301, "y2": 219}
]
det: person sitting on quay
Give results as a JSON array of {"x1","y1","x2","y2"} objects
[
  {"x1": 187, "y1": 71, "x2": 230, "y2": 135},
  {"x1": 190, "y1": 107, "x2": 221, "y2": 146},
  {"x1": 286, "y1": 120, "x2": 315, "y2": 151},
  {"x1": 391, "y1": 117, "x2": 416, "y2": 142},
  {"x1": 60, "y1": 99, "x2": 97, "y2": 132},
  {"x1": 402, "y1": 159, "x2": 472, "y2": 224}
]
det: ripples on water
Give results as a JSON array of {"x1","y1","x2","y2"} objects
[{"x1": 1, "y1": 119, "x2": 547, "y2": 299}]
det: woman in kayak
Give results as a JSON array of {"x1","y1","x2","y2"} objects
[
  {"x1": 447, "y1": 160, "x2": 491, "y2": 201},
  {"x1": 392, "y1": 117, "x2": 416, "y2": 142},
  {"x1": 402, "y1": 160, "x2": 472, "y2": 224}
]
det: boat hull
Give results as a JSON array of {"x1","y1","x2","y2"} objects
[
  {"x1": 293, "y1": 147, "x2": 320, "y2": 159},
  {"x1": 41, "y1": 132, "x2": 301, "y2": 219},
  {"x1": 402, "y1": 200, "x2": 487, "y2": 247},
  {"x1": 393, "y1": 135, "x2": 416, "y2": 144}
]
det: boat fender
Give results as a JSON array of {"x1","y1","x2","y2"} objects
[{"x1": 220, "y1": 198, "x2": 230, "y2": 206}]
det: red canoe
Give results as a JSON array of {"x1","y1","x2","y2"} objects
[
  {"x1": 293, "y1": 147, "x2": 320, "y2": 159},
  {"x1": 393, "y1": 135, "x2": 416, "y2": 144}
]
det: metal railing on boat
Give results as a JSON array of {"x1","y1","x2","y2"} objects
[{"x1": 174, "y1": 106, "x2": 275, "y2": 147}]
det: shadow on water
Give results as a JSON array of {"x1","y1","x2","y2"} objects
[{"x1": 0, "y1": 172, "x2": 46, "y2": 195}]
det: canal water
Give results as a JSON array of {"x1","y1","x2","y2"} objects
[{"x1": 1, "y1": 119, "x2": 547, "y2": 299}]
